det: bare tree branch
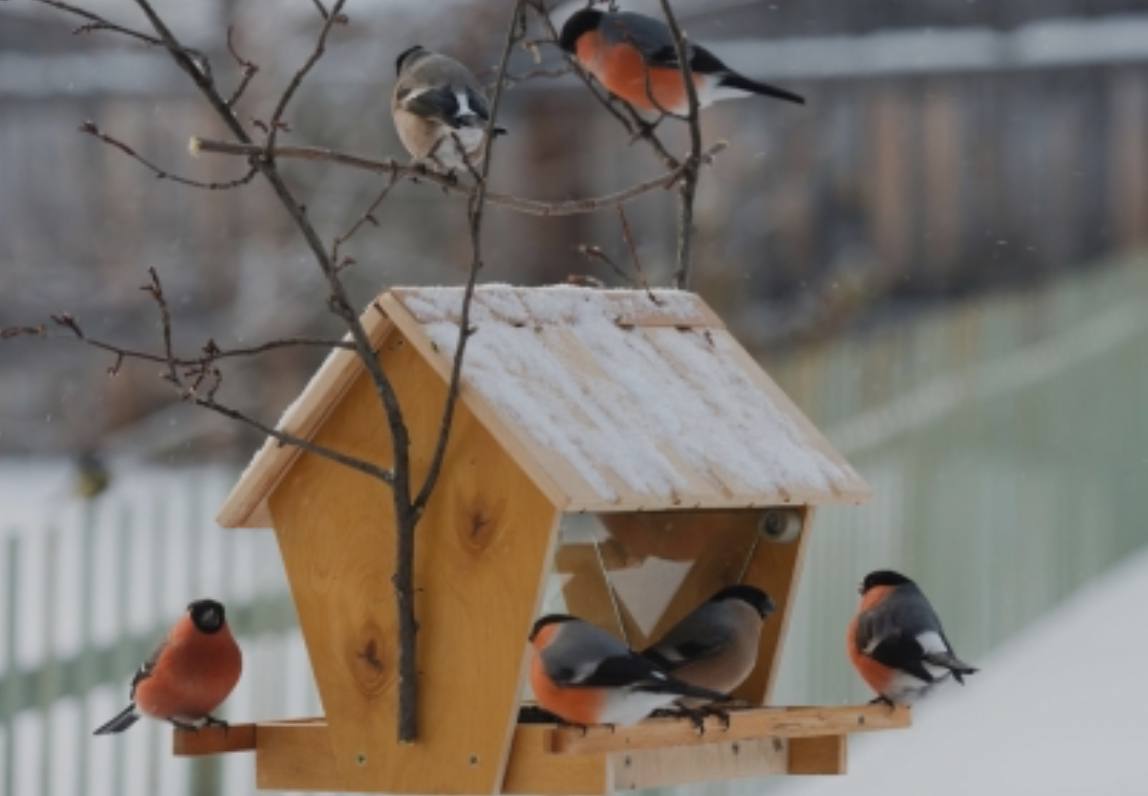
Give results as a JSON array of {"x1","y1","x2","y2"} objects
[
  {"x1": 128, "y1": 0, "x2": 413, "y2": 499},
  {"x1": 189, "y1": 137, "x2": 714, "y2": 216},
  {"x1": 414, "y1": 2, "x2": 524, "y2": 518},
  {"x1": 81, "y1": 121, "x2": 258, "y2": 190},
  {"x1": 392, "y1": 0, "x2": 528, "y2": 745},
  {"x1": 656, "y1": 0, "x2": 703, "y2": 289},
  {"x1": 32, "y1": 0, "x2": 213, "y2": 79},
  {"x1": 5, "y1": 306, "x2": 392, "y2": 484},
  {"x1": 264, "y1": 3, "x2": 347, "y2": 155}
]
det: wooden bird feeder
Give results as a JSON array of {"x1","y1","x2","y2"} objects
[{"x1": 178, "y1": 286, "x2": 910, "y2": 793}]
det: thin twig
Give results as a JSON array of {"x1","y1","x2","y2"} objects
[
  {"x1": 264, "y1": 0, "x2": 346, "y2": 154},
  {"x1": 190, "y1": 137, "x2": 702, "y2": 216},
  {"x1": 225, "y1": 26, "x2": 259, "y2": 107},
  {"x1": 195, "y1": 396, "x2": 393, "y2": 483},
  {"x1": 4, "y1": 319, "x2": 352, "y2": 367},
  {"x1": 9, "y1": 309, "x2": 394, "y2": 484},
  {"x1": 656, "y1": 0, "x2": 703, "y2": 289},
  {"x1": 616, "y1": 205, "x2": 659, "y2": 304},
  {"x1": 577, "y1": 243, "x2": 636, "y2": 287},
  {"x1": 139, "y1": 268, "x2": 179, "y2": 385},
  {"x1": 81, "y1": 121, "x2": 257, "y2": 190},
  {"x1": 332, "y1": 171, "x2": 401, "y2": 269},
  {"x1": 33, "y1": 0, "x2": 160, "y2": 44},
  {"x1": 32, "y1": 0, "x2": 213, "y2": 80}
]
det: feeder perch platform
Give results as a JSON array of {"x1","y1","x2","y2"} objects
[{"x1": 175, "y1": 704, "x2": 910, "y2": 792}]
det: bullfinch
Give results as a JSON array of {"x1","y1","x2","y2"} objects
[
  {"x1": 391, "y1": 45, "x2": 506, "y2": 172},
  {"x1": 93, "y1": 599, "x2": 242, "y2": 734},
  {"x1": 642, "y1": 585, "x2": 775, "y2": 697},
  {"x1": 847, "y1": 570, "x2": 977, "y2": 705},
  {"x1": 558, "y1": 9, "x2": 804, "y2": 115},
  {"x1": 529, "y1": 614, "x2": 730, "y2": 726}
]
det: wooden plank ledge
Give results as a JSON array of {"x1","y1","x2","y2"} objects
[
  {"x1": 173, "y1": 723, "x2": 257, "y2": 755},
  {"x1": 549, "y1": 704, "x2": 910, "y2": 755}
]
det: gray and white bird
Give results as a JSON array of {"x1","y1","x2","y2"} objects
[
  {"x1": 847, "y1": 570, "x2": 978, "y2": 705},
  {"x1": 529, "y1": 614, "x2": 730, "y2": 726},
  {"x1": 391, "y1": 45, "x2": 505, "y2": 172},
  {"x1": 642, "y1": 585, "x2": 775, "y2": 697}
]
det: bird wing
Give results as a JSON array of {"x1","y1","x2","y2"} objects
[
  {"x1": 600, "y1": 12, "x2": 676, "y2": 59},
  {"x1": 643, "y1": 603, "x2": 734, "y2": 670},
  {"x1": 399, "y1": 85, "x2": 466, "y2": 128},
  {"x1": 856, "y1": 584, "x2": 960, "y2": 681},
  {"x1": 129, "y1": 639, "x2": 166, "y2": 700},
  {"x1": 600, "y1": 12, "x2": 734, "y2": 76}
]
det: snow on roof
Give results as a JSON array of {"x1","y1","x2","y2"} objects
[
  {"x1": 392, "y1": 285, "x2": 868, "y2": 511},
  {"x1": 217, "y1": 285, "x2": 867, "y2": 527}
]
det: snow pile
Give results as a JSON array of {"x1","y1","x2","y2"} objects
[
  {"x1": 397, "y1": 286, "x2": 859, "y2": 505},
  {"x1": 770, "y1": 547, "x2": 1148, "y2": 796}
]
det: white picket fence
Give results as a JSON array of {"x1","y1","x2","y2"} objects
[{"x1": 1, "y1": 257, "x2": 1147, "y2": 796}]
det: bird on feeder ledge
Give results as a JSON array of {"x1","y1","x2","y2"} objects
[
  {"x1": 529, "y1": 614, "x2": 730, "y2": 727},
  {"x1": 847, "y1": 570, "x2": 977, "y2": 705},
  {"x1": 642, "y1": 584, "x2": 775, "y2": 700},
  {"x1": 94, "y1": 599, "x2": 242, "y2": 735}
]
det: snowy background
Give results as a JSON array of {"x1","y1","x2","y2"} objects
[{"x1": 2, "y1": 0, "x2": 1148, "y2": 795}]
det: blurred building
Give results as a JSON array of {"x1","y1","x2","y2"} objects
[{"x1": 1, "y1": 0, "x2": 1147, "y2": 458}]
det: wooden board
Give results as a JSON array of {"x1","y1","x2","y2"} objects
[
  {"x1": 173, "y1": 723, "x2": 256, "y2": 755},
  {"x1": 502, "y1": 725, "x2": 611, "y2": 796},
  {"x1": 788, "y1": 735, "x2": 847, "y2": 775},
  {"x1": 550, "y1": 705, "x2": 910, "y2": 755},
  {"x1": 268, "y1": 327, "x2": 560, "y2": 794},
  {"x1": 222, "y1": 711, "x2": 893, "y2": 792},
  {"x1": 216, "y1": 306, "x2": 393, "y2": 528},
  {"x1": 737, "y1": 507, "x2": 813, "y2": 703},
  {"x1": 609, "y1": 736, "x2": 788, "y2": 791}
]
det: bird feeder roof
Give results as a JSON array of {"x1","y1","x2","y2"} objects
[{"x1": 218, "y1": 285, "x2": 868, "y2": 527}]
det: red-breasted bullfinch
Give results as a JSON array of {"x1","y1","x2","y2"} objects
[
  {"x1": 529, "y1": 614, "x2": 730, "y2": 726},
  {"x1": 642, "y1": 585, "x2": 774, "y2": 698},
  {"x1": 392, "y1": 45, "x2": 506, "y2": 172},
  {"x1": 93, "y1": 599, "x2": 242, "y2": 734},
  {"x1": 847, "y1": 570, "x2": 977, "y2": 705},
  {"x1": 558, "y1": 9, "x2": 805, "y2": 115}
]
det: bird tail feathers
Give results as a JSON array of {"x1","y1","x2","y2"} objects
[
  {"x1": 93, "y1": 704, "x2": 140, "y2": 735},
  {"x1": 923, "y1": 651, "x2": 978, "y2": 683},
  {"x1": 717, "y1": 73, "x2": 805, "y2": 105}
]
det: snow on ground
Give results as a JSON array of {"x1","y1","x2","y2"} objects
[{"x1": 771, "y1": 546, "x2": 1148, "y2": 796}]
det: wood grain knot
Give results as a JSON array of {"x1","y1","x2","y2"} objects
[{"x1": 349, "y1": 625, "x2": 392, "y2": 695}]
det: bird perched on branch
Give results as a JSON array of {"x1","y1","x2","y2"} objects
[
  {"x1": 529, "y1": 614, "x2": 730, "y2": 726},
  {"x1": 558, "y1": 9, "x2": 805, "y2": 115},
  {"x1": 642, "y1": 585, "x2": 774, "y2": 698},
  {"x1": 847, "y1": 570, "x2": 977, "y2": 705},
  {"x1": 391, "y1": 45, "x2": 506, "y2": 172},
  {"x1": 94, "y1": 599, "x2": 242, "y2": 735}
]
